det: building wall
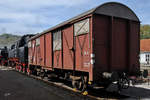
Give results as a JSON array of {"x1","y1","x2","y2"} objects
[{"x1": 140, "y1": 52, "x2": 150, "y2": 66}]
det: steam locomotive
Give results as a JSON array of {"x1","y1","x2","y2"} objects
[{"x1": 8, "y1": 34, "x2": 34, "y2": 72}]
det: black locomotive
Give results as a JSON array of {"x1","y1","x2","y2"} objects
[{"x1": 8, "y1": 34, "x2": 34, "y2": 72}]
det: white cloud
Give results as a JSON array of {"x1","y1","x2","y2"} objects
[
  {"x1": 0, "y1": 0, "x2": 149, "y2": 35},
  {"x1": 0, "y1": 11, "x2": 61, "y2": 35},
  {"x1": 0, "y1": 0, "x2": 91, "y2": 35},
  {"x1": 0, "y1": 0, "x2": 88, "y2": 9}
]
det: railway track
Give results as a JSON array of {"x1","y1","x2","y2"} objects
[
  {"x1": 2, "y1": 66, "x2": 150, "y2": 100},
  {"x1": 7, "y1": 67, "x2": 129, "y2": 100}
]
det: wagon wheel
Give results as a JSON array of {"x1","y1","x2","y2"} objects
[
  {"x1": 103, "y1": 82, "x2": 111, "y2": 89},
  {"x1": 72, "y1": 76, "x2": 87, "y2": 92},
  {"x1": 32, "y1": 69, "x2": 37, "y2": 76},
  {"x1": 40, "y1": 70, "x2": 45, "y2": 79},
  {"x1": 40, "y1": 72, "x2": 45, "y2": 79},
  {"x1": 118, "y1": 78, "x2": 130, "y2": 90}
]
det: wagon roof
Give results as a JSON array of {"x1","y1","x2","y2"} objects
[{"x1": 29, "y1": 2, "x2": 140, "y2": 41}]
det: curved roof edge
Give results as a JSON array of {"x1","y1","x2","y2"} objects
[
  {"x1": 29, "y1": 2, "x2": 140, "y2": 41},
  {"x1": 94, "y1": 2, "x2": 139, "y2": 22}
]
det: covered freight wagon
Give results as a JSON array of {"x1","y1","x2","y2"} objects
[{"x1": 28, "y1": 2, "x2": 140, "y2": 91}]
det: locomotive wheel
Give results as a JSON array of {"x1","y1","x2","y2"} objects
[
  {"x1": 23, "y1": 67, "x2": 26, "y2": 73},
  {"x1": 72, "y1": 76, "x2": 87, "y2": 92},
  {"x1": 19, "y1": 66, "x2": 22, "y2": 72},
  {"x1": 27, "y1": 71, "x2": 30, "y2": 75}
]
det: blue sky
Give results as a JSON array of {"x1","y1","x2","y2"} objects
[{"x1": 0, "y1": 0, "x2": 149, "y2": 35}]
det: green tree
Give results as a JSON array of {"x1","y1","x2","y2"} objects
[{"x1": 140, "y1": 25, "x2": 150, "y2": 39}]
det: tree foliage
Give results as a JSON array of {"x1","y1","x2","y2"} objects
[
  {"x1": 140, "y1": 25, "x2": 150, "y2": 39},
  {"x1": 0, "y1": 33, "x2": 21, "y2": 47}
]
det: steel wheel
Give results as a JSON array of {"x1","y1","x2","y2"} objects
[
  {"x1": 72, "y1": 76, "x2": 87, "y2": 92},
  {"x1": 118, "y1": 78, "x2": 130, "y2": 89},
  {"x1": 40, "y1": 70, "x2": 45, "y2": 79}
]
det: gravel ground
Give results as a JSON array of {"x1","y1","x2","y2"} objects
[{"x1": 0, "y1": 66, "x2": 89, "y2": 100}]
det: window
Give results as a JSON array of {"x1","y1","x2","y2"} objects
[
  {"x1": 74, "y1": 18, "x2": 89, "y2": 36},
  {"x1": 145, "y1": 54, "x2": 150, "y2": 65},
  {"x1": 36, "y1": 38, "x2": 40, "y2": 46},
  {"x1": 53, "y1": 30, "x2": 62, "y2": 51}
]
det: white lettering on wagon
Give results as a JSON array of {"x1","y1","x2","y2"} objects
[{"x1": 84, "y1": 62, "x2": 90, "y2": 67}]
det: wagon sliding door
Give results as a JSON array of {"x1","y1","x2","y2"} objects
[
  {"x1": 39, "y1": 36, "x2": 45, "y2": 66},
  {"x1": 45, "y1": 33, "x2": 53, "y2": 69},
  {"x1": 31, "y1": 40, "x2": 37, "y2": 65},
  {"x1": 63, "y1": 26, "x2": 74, "y2": 70},
  {"x1": 35, "y1": 38, "x2": 41, "y2": 66},
  {"x1": 74, "y1": 18, "x2": 91, "y2": 71},
  {"x1": 53, "y1": 30, "x2": 62, "y2": 69}
]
